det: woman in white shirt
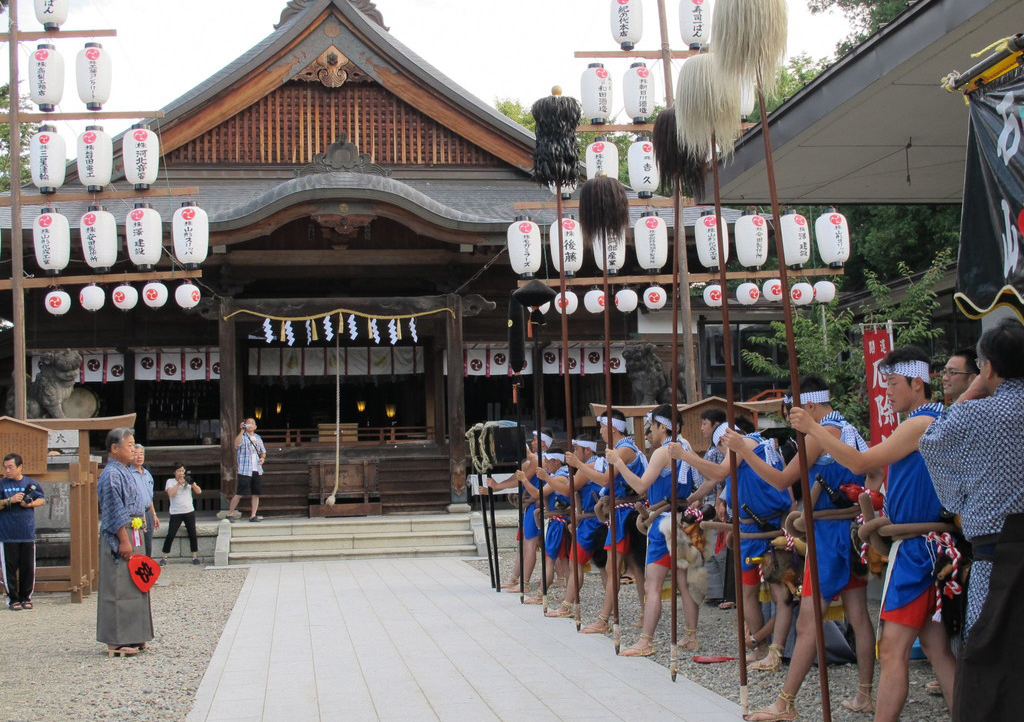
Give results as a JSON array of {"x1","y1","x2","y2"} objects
[{"x1": 160, "y1": 463, "x2": 202, "y2": 566}]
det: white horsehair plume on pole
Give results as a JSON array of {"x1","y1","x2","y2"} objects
[
  {"x1": 710, "y1": 0, "x2": 788, "y2": 94},
  {"x1": 675, "y1": 53, "x2": 742, "y2": 160}
]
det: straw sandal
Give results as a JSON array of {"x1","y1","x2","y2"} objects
[
  {"x1": 744, "y1": 691, "x2": 797, "y2": 721},
  {"x1": 841, "y1": 683, "x2": 874, "y2": 714},
  {"x1": 581, "y1": 614, "x2": 611, "y2": 634},
  {"x1": 621, "y1": 633, "x2": 656, "y2": 657},
  {"x1": 750, "y1": 644, "x2": 784, "y2": 672},
  {"x1": 677, "y1": 627, "x2": 700, "y2": 651},
  {"x1": 545, "y1": 602, "x2": 574, "y2": 618}
]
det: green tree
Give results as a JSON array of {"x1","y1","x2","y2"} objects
[
  {"x1": 746, "y1": 53, "x2": 829, "y2": 123},
  {"x1": 494, "y1": 97, "x2": 536, "y2": 134},
  {"x1": 807, "y1": 0, "x2": 912, "y2": 57},
  {"x1": 0, "y1": 83, "x2": 36, "y2": 193}
]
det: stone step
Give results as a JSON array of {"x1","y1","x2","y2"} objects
[
  {"x1": 228, "y1": 514, "x2": 471, "y2": 537},
  {"x1": 230, "y1": 530, "x2": 475, "y2": 551},
  {"x1": 226, "y1": 544, "x2": 478, "y2": 565}
]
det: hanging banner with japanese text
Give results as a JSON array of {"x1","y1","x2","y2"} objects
[{"x1": 863, "y1": 326, "x2": 897, "y2": 447}]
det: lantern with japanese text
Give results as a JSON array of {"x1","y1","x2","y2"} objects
[
  {"x1": 780, "y1": 209, "x2": 811, "y2": 269},
  {"x1": 623, "y1": 63, "x2": 655, "y2": 123},
  {"x1": 583, "y1": 289, "x2": 606, "y2": 314},
  {"x1": 172, "y1": 202, "x2": 209, "y2": 268},
  {"x1": 76, "y1": 43, "x2": 113, "y2": 110},
  {"x1": 703, "y1": 284, "x2": 723, "y2": 307},
  {"x1": 79, "y1": 284, "x2": 105, "y2": 312},
  {"x1": 126, "y1": 203, "x2": 163, "y2": 270},
  {"x1": 643, "y1": 285, "x2": 667, "y2": 310},
  {"x1": 80, "y1": 205, "x2": 117, "y2": 272},
  {"x1": 123, "y1": 123, "x2": 160, "y2": 189},
  {"x1": 790, "y1": 282, "x2": 814, "y2": 306},
  {"x1": 739, "y1": 82, "x2": 756, "y2": 121},
  {"x1": 815, "y1": 207, "x2": 850, "y2": 267},
  {"x1": 34, "y1": 0, "x2": 69, "y2": 30},
  {"x1": 585, "y1": 137, "x2": 619, "y2": 180},
  {"x1": 507, "y1": 216, "x2": 541, "y2": 278},
  {"x1": 679, "y1": 0, "x2": 712, "y2": 49},
  {"x1": 33, "y1": 208, "x2": 70, "y2": 276},
  {"x1": 734, "y1": 209, "x2": 768, "y2": 268},
  {"x1": 175, "y1": 281, "x2": 202, "y2": 310},
  {"x1": 549, "y1": 217, "x2": 583, "y2": 276},
  {"x1": 634, "y1": 212, "x2": 667, "y2": 272},
  {"x1": 29, "y1": 45, "x2": 64, "y2": 112},
  {"x1": 762, "y1": 278, "x2": 783, "y2": 302},
  {"x1": 813, "y1": 280, "x2": 837, "y2": 303},
  {"x1": 610, "y1": 0, "x2": 643, "y2": 50},
  {"x1": 615, "y1": 287, "x2": 638, "y2": 312},
  {"x1": 593, "y1": 233, "x2": 626, "y2": 275},
  {"x1": 111, "y1": 284, "x2": 138, "y2": 311},
  {"x1": 142, "y1": 281, "x2": 168, "y2": 309},
  {"x1": 736, "y1": 282, "x2": 760, "y2": 305},
  {"x1": 554, "y1": 290, "x2": 579, "y2": 315},
  {"x1": 77, "y1": 126, "x2": 113, "y2": 191},
  {"x1": 581, "y1": 64, "x2": 612, "y2": 125},
  {"x1": 44, "y1": 289, "x2": 71, "y2": 316},
  {"x1": 30, "y1": 125, "x2": 66, "y2": 194},
  {"x1": 694, "y1": 211, "x2": 730, "y2": 270},
  {"x1": 627, "y1": 137, "x2": 659, "y2": 199}
]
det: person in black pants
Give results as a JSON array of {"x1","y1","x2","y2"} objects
[
  {"x1": 160, "y1": 463, "x2": 202, "y2": 566},
  {"x1": 0, "y1": 453, "x2": 46, "y2": 610}
]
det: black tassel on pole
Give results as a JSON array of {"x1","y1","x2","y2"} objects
[
  {"x1": 530, "y1": 87, "x2": 582, "y2": 189},
  {"x1": 579, "y1": 175, "x2": 629, "y2": 249},
  {"x1": 653, "y1": 108, "x2": 707, "y2": 201},
  {"x1": 508, "y1": 294, "x2": 527, "y2": 374}
]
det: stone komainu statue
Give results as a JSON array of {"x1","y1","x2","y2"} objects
[
  {"x1": 620, "y1": 343, "x2": 671, "y2": 405},
  {"x1": 5, "y1": 350, "x2": 83, "y2": 419}
]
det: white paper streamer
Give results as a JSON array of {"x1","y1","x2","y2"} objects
[
  {"x1": 284, "y1": 321, "x2": 295, "y2": 347},
  {"x1": 388, "y1": 319, "x2": 398, "y2": 345},
  {"x1": 305, "y1": 320, "x2": 313, "y2": 345},
  {"x1": 370, "y1": 318, "x2": 380, "y2": 344},
  {"x1": 409, "y1": 317, "x2": 418, "y2": 342},
  {"x1": 262, "y1": 318, "x2": 274, "y2": 344},
  {"x1": 323, "y1": 315, "x2": 334, "y2": 342},
  {"x1": 348, "y1": 314, "x2": 358, "y2": 340}
]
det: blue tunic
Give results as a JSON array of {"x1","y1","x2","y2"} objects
[
  {"x1": 576, "y1": 461, "x2": 607, "y2": 554},
  {"x1": 544, "y1": 466, "x2": 572, "y2": 559},
  {"x1": 602, "y1": 438, "x2": 648, "y2": 547},
  {"x1": 723, "y1": 434, "x2": 789, "y2": 572},
  {"x1": 646, "y1": 440, "x2": 697, "y2": 565}
]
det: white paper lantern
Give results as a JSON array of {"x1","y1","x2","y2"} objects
[
  {"x1": 736, "y1": 282, "x2": 760, "y2": 305},
  {"x1": 762, "y1": 278, "x2": 784, "y2": 302},
  {"x1": 583, "y1": 289, "x2": 606, "y2": 314},
  {"x1": 643, "y1": 285, "x2": 667, "y2": 310},
  {"x1": 634, "y1": 212, "x2": 668, "y2": 272},
  {"x1": 539, "y1": 302, "x2": 551, "y2": 314},
  {"x1": 29, "y1": 45, "x2": 64, "y2": 112},
  {"x1": 172, "y1": 202, "x2": 209, "y2": 268},
  {"x1": 780, "y1": 209, "x2": 811, "y2": 269},
  {"x1": 548, "y1": 180, "x2": 577, "y2": 200},
  {"x1": 549, "y1": 217, "x2": 584, "y2": 276},
  {"x1": 76, "y1": 43, "x2": 112, "y2": 110},
  {"x1": 813, "y1": 280, "x2": 837, "y2": 303},
  {"x1": 593, "y1": 233, "x2": 626, "y2": 275},
  {"x1": 694, "y1": 211, "x2": 730, "y2": 269},
  {"x1": 123, "y1": 123, "x2": 160, "y2": 189},
  {"x1": 581, "y1": 63, "x2": 612, "y2": 125},
  {"x1": 507, "y1": 216, "x2": 541, "y2": 278},
  {"x1": 610, "y1": 0, "x2": 643, "y2": 50},
  {"x1": 30, "y1": 126, "x2": 66, "y2": 194},
  {"x1": 33, "y1": 208, "x2": 70, "y2": 276},
  {"x1": 44, "y1": 290, "x2": 71, "y2": 316},
  {"x1": 34, "y1": 0, "x2": 69, "y2": 30},
  {"x1": 790, "y1": 282, "x2": 814, "y2": 306},
  {"x1": 554, "y1": 290, "x2": 579, "y2": 315},
  {"x1": 126, "y1": 203, "x2": 163, "y2": 270},
  {"x1": 77, "y1": 126, "x2": 113, "y2": 191},
  {"x1": 142, "y1": 282, "x2": 169, "y2": 309},
  {"x1": 175, "y1": 281, "x2": 202, "y2": 310},
  {"x1": 80, "y1": 205, "x2": 117, "y2": 272},
  {"x1": 734, "y1": 210, "x2": 769, "y2": 268},
  {"x1": 111, "y1": 284, "x2": 138, "y2": 311},
  {"x1": 585, "y1": 137, "x2": 619, "y2": 180},
  {"x1": 815, "y1": 207, "x2": 851, "y2": 267},
  {"x1": 703, "y1": 284, "x2": 723, "y2": 307},
  {"x1": 739, "y1": 82, "x2": 756, "y2": 120},
  {"x1": 79, "y1": 284, "x2": 105, "y2": 312},
  {"x1": 679, "y1": 0, "x2": 712, "y2": 48},
  {"x1": 627, "y1": 137, "x2": 659, "y2": 199},
  {"x1": 615, "y1": 287, "x2": 639, "y2": 312},
  {"x1": 623, "y1": 63, "x2": 655, "y2": 123}
]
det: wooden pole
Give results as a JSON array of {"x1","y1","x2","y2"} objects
[
  {"x1": 532, "y1": 338, "x2": 548, "y2": 609},
  {"x1": 8, "y1": 0, "x2": 27, "y2": 419},
  {"x1": 600, "y1": 238, "x2": 620, "y2": 654}
]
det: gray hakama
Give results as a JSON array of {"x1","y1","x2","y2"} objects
[{"x1": 96, "y1": 533, "x2": 153, "y2": 646}]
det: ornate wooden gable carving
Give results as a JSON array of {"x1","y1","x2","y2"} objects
[
  {"x1": 293, "y1": 45, "x2": 372, "y2": 88},
  {"x1": 295, "y1": 134, "x2": 390, "y2": 176}
]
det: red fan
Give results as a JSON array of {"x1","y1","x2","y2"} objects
[{"x1": 128, "y1": 554, "x2": 161, "y2": 593}]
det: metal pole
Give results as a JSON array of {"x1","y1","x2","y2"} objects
[{"x1": 8, "y1": 0, "x2": 28, "y2": 419}]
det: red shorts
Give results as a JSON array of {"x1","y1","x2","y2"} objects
[
  {"x1": 742, "y1": 567, "x2": 762, "y2": 586},
  {"x1": 571, "y1": 543, "x2": 592, "y2": 565},
  {"x1": 880, "y1": 585, "x2": 938, "y2": 629},
  {"x1": 604, "y1": 537, "x2": 629, "y2": 555},
  {"x1": 801, "y1": 565, "x2": 868, "y2": 598},
  {"x1": 652, "y1": 555, "x2": 671, "y2": 569}
]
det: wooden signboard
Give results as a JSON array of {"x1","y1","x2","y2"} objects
[{"x1": 0, "y1": 416, "x2": 49, "y2": 474}]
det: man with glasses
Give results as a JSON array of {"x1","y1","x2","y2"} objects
[{"x1": 940, "y1": 348, "x2": 979, "y2": 403}]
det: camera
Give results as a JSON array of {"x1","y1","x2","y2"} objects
[{"x1": 185, "y1": 472, "x2": 193, "y2": 485}]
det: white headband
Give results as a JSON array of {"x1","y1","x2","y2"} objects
[
  {"x1": 645, "y1": 411, "x2": 675, "y2": 430},
  {"x1": 597, "y1": 415, "x2": 628, "y2": 433},
  {"x1": 782, "y1": 395, "x2": 793, "y2": 404},
  {"x1": 800, "y1": 390, "x2": 830, "y2": 404},
  {"x1": 543, "y1": 452, "x2": 565, "y2": 462},
  {"x1": 880, "y1": 360, "x2": 931, "y2": 382},
  {"x1": 572, "y1": 439, "x2": 598, "y2": 452},
  {"x1": 712, "y1": 422, "x2": 740, "y2": 447},
  {"x1": 533, "y1": 431, "x2": 553, "y2": 447}
]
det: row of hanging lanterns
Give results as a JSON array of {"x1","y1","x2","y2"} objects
[
  {"x1": 701, "y1": 279, "x2": 837, "y2": 308},
  {"x1": 44, "y1": 280, "x2": 201, "y2": 315},
  {"x1": 581, "y1": 62, "x2": 657, "y2": 125},
  {"x1": 537, "y1": 284, "x2": 668, "y2": 316},
  {"x1": 29, "y1": 42, "x2": 112, "y2": 112},
  {"x1": 31, "y1": 202, "x2": 209, "y2": 276},
  {"x1": 610, "y1": 0, "x2": 712, "y2": 51},
  {"x1": 30, "y1": 123, "x2": 159, "y2": 194},
  {"x1": 584, "y1": 136, "x2": 660, "y2": 197}
]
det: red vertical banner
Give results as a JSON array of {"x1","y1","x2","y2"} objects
[{"x1": 863, "y1": 326, "x2": 897, "y2": 446}]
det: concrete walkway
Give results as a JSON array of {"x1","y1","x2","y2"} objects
[{"x1": 187, "y1": 558, "x2": 742, "y2": 722}]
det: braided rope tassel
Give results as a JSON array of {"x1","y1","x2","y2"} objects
[{"x1": 926, "y1": 532, "x2": 963, "y2": 623}]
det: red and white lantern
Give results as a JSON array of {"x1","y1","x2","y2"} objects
[
  {"x1": 29, "y1": 45, "x2": 64, "y2": 112},
  {"x1": 507, "y1": 216, "x2": 541, "y2": 278},
  {"x1": 610, "y1": 0, "x2": 643, "y2": 50},
  {"x1": 554, "y1": 290, "x2": 579, "y2": 315},
  {"x1": 679, "y1": 0, "x2": 712, "y2": 49},
  {"x1": 627, "y1": 137, "x2": 659, "y2": 199},
  {"x1": 549, "y1": 217, "x2": 584, "y2": 276},
  {"x1": 813, "y1": 280, "x2": 837, "y2": 303},
  {"x1": 175, "y1": 281, "x2": 202, "y2": 310},
  {"x1": 736, "y1": 282, "x2": 760, "y2": 305},
  {"x1": 111, "y1": 284, "x2": 138, "y2": 311},
  {"x1": 694, "y1": 211, "x2": 730, "y2": 269},
  {"x1": 142, "y1": 281, "x2": 169, "y2": 309},
  {"x1": 33, "y1": 208, "x2": 70, "y2": 276},
  {"x1": 77, "y1": 126, "x2": 113, "y2": 192},
  {"x1": 123, "y1": 123, "x2": 160, "y2": 189},
  {"x1": 44, "y1": 289, "x2": 71, "y2": 316},
  {"x1": 585, "y1": 137, "x2": 619, "y2": 180},
  {"x1": 643, "y1": 285, "x2": 667, "y2": 310},
  {"x1": 703, "y1": 284, "x2": 723, "y2": 307},
  {"x1": 593, "y1": 233, "x2": 626, "y2": 275},
  {"x1": 634, "y1": 212, "x2": 668, "y2": 272},
  {"x1": 76, "y1": 43, "x2": 112, "y2": 110},
  {"x1": 734, "y1": 209, "x2": 769, "y2": 268},
  {"x1": 615, "y1": 287, "x2": 639, "y2": 312},
  {"x1": 30, "y1": 125, "x2": 66, "y2": 194},
  {"x1": 581, "y1": 63, "x2": 612, "y2": 125},
  {"x1": 172, "y1": 202, "x2": 209, "y2": 268},
  {"x1": 762, "y1": 278, "x2": 784, "y2": 302},
  {"x1": 780, "y1": 209, "x2": 811, "y2": 269},
  {"x1": 80, "y1": 205, "x2": 117, "y2": 272},
  {"x1": 583, "y1": 289, "x2": 606, "y2": 314},
  {"x1": 34, "y1": 0, "x2": 69, "y2": 30},
  {"x1": 790, "y1": 282, "x2": 814, "y2": 306},
  {"x1": 815, "y1": 207, "x2": 851, "y2": 267},
  {"x1": 623, "y1": 63, "x2": 655, "y2": 123},
  {"x1": 79, "y1": 284, "x2": 105, "y2": 312},
  {"x1": 126, "y1": 203, "x2": 163, "y2": 270}
]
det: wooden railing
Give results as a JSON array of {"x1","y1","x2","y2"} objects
[{"x1": 255, "y1": 425, "x2": 436, "y2": 447}]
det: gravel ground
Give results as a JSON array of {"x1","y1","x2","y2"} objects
[
  {"x1": 468, "y1": 554, "x2": 950, "y2": 722},
  {"x1": 0, "y1": 564, "x2": 248, "y2": 722}
]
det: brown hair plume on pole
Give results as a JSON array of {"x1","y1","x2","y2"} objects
[
  {"x1": 710, "y1": 0, "x2": 788, "y2": 94},
  {"x1": 675, "y1": 53, "x2": 742, "y2": 159},
  {"x1": 653, "y1": 108, "x2": 707, "y2": 201},
  {"x1": 530, "y1": 87, "x2": 583, "y2": 189},
  {"x1": 579, "y1": 175, "x2": 629, "y2": 249}
]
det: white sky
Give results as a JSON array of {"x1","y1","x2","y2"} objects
[{"x1": 3, "y1": 0, "x2": 851, "y2": 141}]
